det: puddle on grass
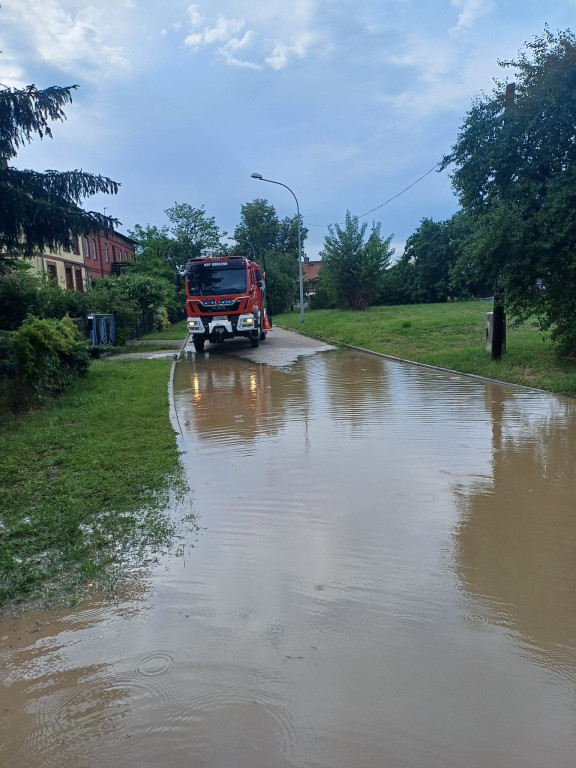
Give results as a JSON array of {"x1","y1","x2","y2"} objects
[{"x1": 1, "y1": 348, "x2": 576, "y2": 768}]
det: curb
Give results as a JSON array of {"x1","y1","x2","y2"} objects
[{"x1": 275, "y1": 325, "x2": 551, "y2": 394}]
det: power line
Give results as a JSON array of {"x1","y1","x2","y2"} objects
[{"x1": 307, "y1": 162, "x2": 443, "y2": 227}]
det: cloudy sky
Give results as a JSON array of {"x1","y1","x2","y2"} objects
[{"x1": 2, "y1": 0, "x2": 575, "y2": 259}]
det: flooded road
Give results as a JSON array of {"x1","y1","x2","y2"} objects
[{"x1": 2, "y1": 335, "x2": 576, "y2": 767}]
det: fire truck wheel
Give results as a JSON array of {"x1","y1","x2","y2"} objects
[
  {"x1": 193, "y1": 338, "x2": 205, "y2": 352},
  {"x1": 259, "y1": 331, "x2": 267, "y2": 341},
  {"x1": 250, "y1": 335, "x2": 260, "y2": 348}
]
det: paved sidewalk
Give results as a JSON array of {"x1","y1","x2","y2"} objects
[
  {"x1": 182, "y1": 326, "x2": 335, "y2": 367},
  {"x1": 116, "y1": 327, "x2": 334, "y2": 365}
]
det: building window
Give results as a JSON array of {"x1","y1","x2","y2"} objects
[
  {"x1": 65, "y1": 266, "x2": 74, "y2": 290},
  {"x1": 92, "y1": 239, "x2": 98, "y2": 260},
  {"x1": 72, "y1": 235, "x2": 80, "y2": 255},
  {"x1": 47, "y1": 263, "x2": 57, "y2": 280},
  {"x1": 84, "y1": 237, "x2": 90, "y2": 259},
  {"x1": 104, "y1": 243, "x2": 109, "y2": 262},
  {"x1": 118, "y1": 249, "x2": 123, "y2": 260},
  {"x1": 75, "y1": 268, "x2": 84, "y2": 291}
]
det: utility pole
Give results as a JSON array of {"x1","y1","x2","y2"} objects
[{"x1": 491, "y1": 82, "x2": 515, "y2": 361}]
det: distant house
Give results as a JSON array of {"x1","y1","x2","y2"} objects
[
  {"x1": 302, "y1": 258, "x2": 322, "y2": 295},
  {"x1": 28, "y1": 235, "x2": 88, "y2": 292},
  {"x1": 25, "y1": 229, "x2": 136, "y2": 290}
]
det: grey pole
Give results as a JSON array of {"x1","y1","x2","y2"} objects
[
  {"x1": 251, "y1": 173, "x2": 304, "y2": 323},
  {"x1": 227, "y1": 235, "x2": 256, "y2": 262}
]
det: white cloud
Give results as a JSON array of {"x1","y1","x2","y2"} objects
[
  {"x1": 265, "y1": 32, "x2": 316, "y2": 70},
  {"x1": 186, "y1": 4, "x2": 203, "y2": 27},
  {"x1": 183, "y1": 13, "x2": 262, "y2": 69},
  {"x1": 381, "y1": 28, "x2": 504, "y2": 119},
  {"x1": 180, "y1": 2, "x2": 320, "y2": 70},
  {"x1": 451, "y1": 0, "x2": 495, "y2": 33},
  {"x1": 1, "y1": 0, "x2": 133, "y2": 81},
  {"x1": 184, "y1": 15, "x2": 246, "y2": 49},
  {"x1": 220, "y1": 31, "x2": 261, "y2": 69},
  {"x1": 0, "y1": 55, "x2": 27, "y2": 88}
]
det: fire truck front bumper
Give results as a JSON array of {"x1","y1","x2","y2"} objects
[{"x1": 186, "y1": 318, "x2": 206, "y2": 334}]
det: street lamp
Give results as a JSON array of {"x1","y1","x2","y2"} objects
[
  {"x1": 227, "y1": 235, "x2": 258, "y2": 266},
  {"x1": 251, "y1": 172, "x2": 304, "y2": 323}
]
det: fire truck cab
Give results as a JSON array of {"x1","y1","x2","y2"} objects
[{"x1": 183, "y1": 255, "x2": 270, "y2": 352}]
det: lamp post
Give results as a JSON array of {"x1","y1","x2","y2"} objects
[
  {"x1": 227, "y1": 235, "x2": 259, "y2": 267},
  {"x1": 251, "y1": 173, "x2": 304, "y2": 323}
]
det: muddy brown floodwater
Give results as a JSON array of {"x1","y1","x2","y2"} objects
[{"x1": 2, "y1": 335, "x2": 576, "y2": 768}]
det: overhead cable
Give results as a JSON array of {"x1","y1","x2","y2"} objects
[{"x1": 307, "y1": 162, "x2": 443, "y2": 227}]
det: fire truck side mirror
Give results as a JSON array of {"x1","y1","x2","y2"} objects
[
  {"x1": 255, "y1": 268, "x2": 262, "y2": 282},
  {"x1": 174, "y1": 272, "x2": 181, "y2": 292}
]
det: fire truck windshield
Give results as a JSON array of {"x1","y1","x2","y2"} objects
[{"x1": 185, "y1": 263, "x2": 247, "y2": 295}]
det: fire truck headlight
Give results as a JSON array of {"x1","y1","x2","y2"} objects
[{"x1": 237, "y1": 314, "x2": 255, "y2": 330}]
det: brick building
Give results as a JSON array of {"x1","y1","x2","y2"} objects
[
  {"x1": 81, "y1": 229, "x2": 137, "y2": 282},
  {"x1": 27, "y1": 228, "x2": 136, "y2": 290},
  {"x1": 302, "y1": 258, "x2": 322, "y2": 295}
]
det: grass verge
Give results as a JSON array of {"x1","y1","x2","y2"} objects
[
  {"x1": 274, "y1": 302, "x2": 576, "y2": 397},
  {"x1": 144, "y1": 319, "x2": 188, "y2": 340},
  {"x1": 0, "y1": 357, "x2": 187, "y2": 611}
]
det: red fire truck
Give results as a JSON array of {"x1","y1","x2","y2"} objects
[{"x1": 182, "y1": 255, "x2": 270, "y2": 352}]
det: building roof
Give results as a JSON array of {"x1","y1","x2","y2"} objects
[{"x1": 303, "y1": 260, "x2": 322, "y2": 281}]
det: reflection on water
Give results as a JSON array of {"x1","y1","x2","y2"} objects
[
  {"x1": 453, "y1": 384, "x2": 576, "y2": 673},
  {"x1": 1, "y1": 349, "x2": 576, "y2": 768}
]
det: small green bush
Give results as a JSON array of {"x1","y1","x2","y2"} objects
[
  {"x1": 12, "y1": 315, "x2": 91, "y2": 409},
  {"x1": 153, "y1": 306, "x2": 171, "y2": 332},
  {"x1": 0, "y1": 269, "x2": 40, "y2": 330}
]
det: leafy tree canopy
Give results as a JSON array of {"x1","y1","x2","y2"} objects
[
  {"x1": 318, "y1": 211, "x2": 394, "y2": 310},
  {"x1": 400, "y1": 211, "x2": 482, "y2": 303},
  {"x1": 128, "y1": 223, "x2": 174, "y2": 277},
  {"x1": 165, "y1": 203, "x2": 223, "y2": 270},
  {"x1": 0, "y1": 84, "x2": 119, "y2": 262},
  {"x1": 233, "y1": 198, "x2": 280, "y2": 263},
  {"x1": 233, "y1": 198, "x2": 307, "y2": 261},
  {"x1": 441, "y1": 27, "x2": 576, "y2": 352},
  {"x1": 232, "y1": 198, "x2": 308, "y2": 313}
]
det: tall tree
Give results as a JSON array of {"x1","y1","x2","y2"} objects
[
  {"x1": 319, "y1": 211, "x2": 394, "y2": 310},
  {"x1": 0, "y1": 84, "x2": 119, "y2": 266},
  {"x1": 128, "y1": 223, "x2": 175, "y2": 280},
  {"x1": 441, "y1": 27, "x2": 576, "y2": 353},
  {"x1": 165, "y1": 203, "x2": 224, "y2": 270},
  {"x1": 233, "y1": 199, "x2": 308, "y2": 313},
  {"x1": 276, "y1": 213, "x2": 308, "y2": 257},
  {"x1": 403, "y1": 218, "x2": 454, "y2": 303},
  {"x1": 400, "y1": 212, "x2": 479, "y2": 303},
  {"x1": 234, "y1": 198, "x2": 280, "y2": 263}
]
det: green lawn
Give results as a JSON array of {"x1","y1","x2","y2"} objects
[
  {"x1": 0, "y1": 357, "x2": 188, "y2": 609},
  {"x1": 274, "y1": 302, "x2": 576, "y2": 397},
  {"x1": 144, "y1": 319, "x2": 188, "y2": 340}
]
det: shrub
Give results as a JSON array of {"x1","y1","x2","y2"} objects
[
  {"x1": 12, "y1": 315, "x2": 91, "y2": 409},
  {"x1": 153, "y1": 306, "x2": 171, "y2": 332},
  {"x1": 0, "y1": 269, "x2": 40, "y2": 330},
  {"x1": 88, "y1": 273, "x2": 170, "y2": 344},
  {"x1": 36, "y1": 278, "x2": 90, "y2": 321},
  {"x1": 0, "y1": 331, "x2": 17, "y2": 418}
]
